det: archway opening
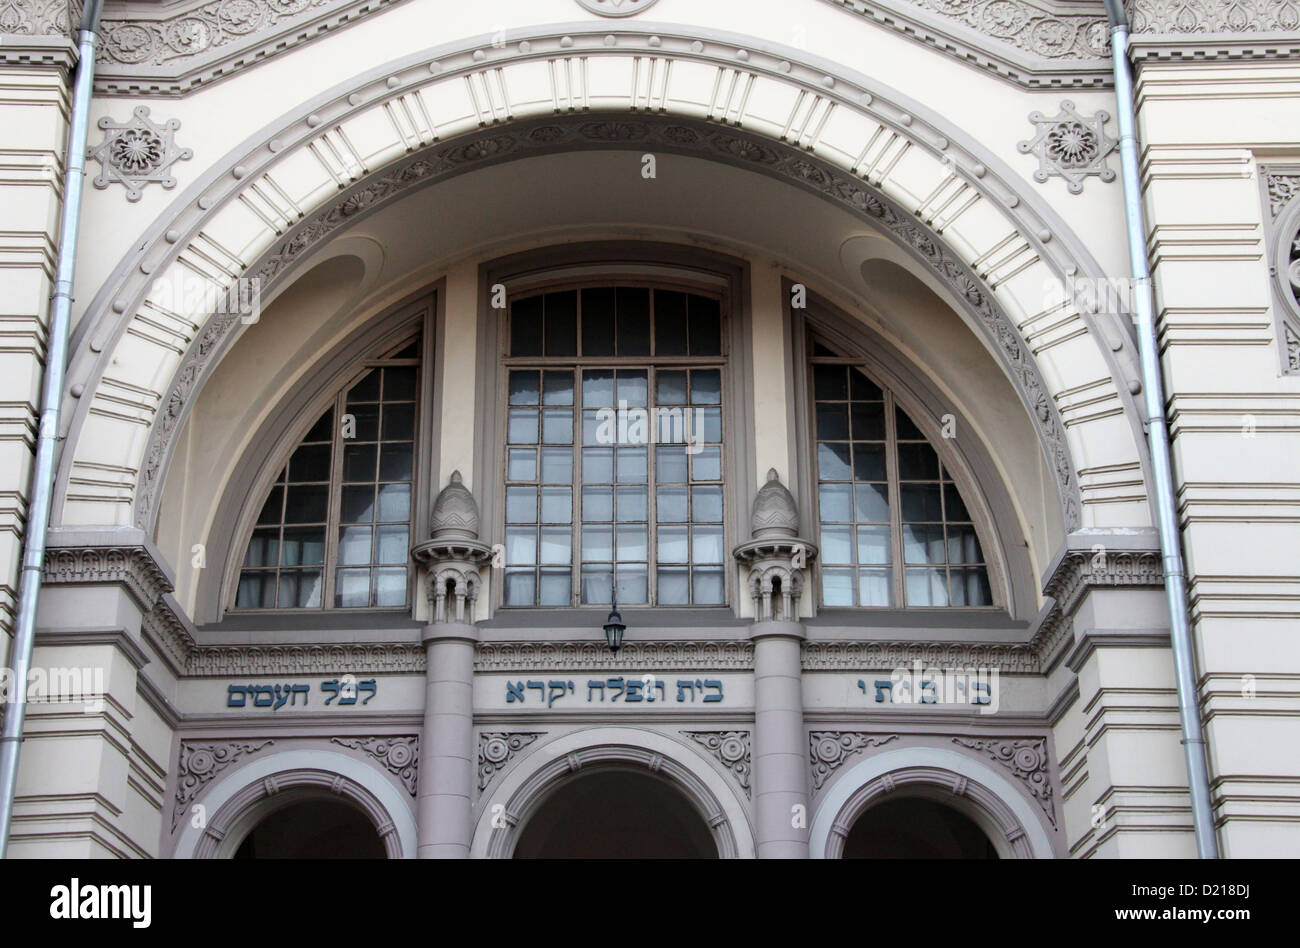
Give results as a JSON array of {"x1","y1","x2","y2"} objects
[
  {"x1": 233, "y1": 797, "x2": 386, "y2": 859},
  {"x1": 842, "y1": 797, "x2": 998, "y2": 859},
  {"x1": 513, "y1": 769, "x2": 718, "y2": 859}
]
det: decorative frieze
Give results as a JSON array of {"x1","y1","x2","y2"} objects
[
  {"x1": 1265, "y1": 169, "x2": 1300, "y2": 219},
  {"x1": 173, "y1": 739, "x2": 272, "y2": 829},
  {"x1": 43, "y1": 544, "x2": 171, "y2": 611},
  {"x1": 188, "y1": 643, "x2": 426, "y2": 677},
  {"x1": 331, "y1": 736, "x2": 418, "y2": 796},
  {"x1": 1129, "y1": 0, "x2": 1300, "y2": 34},
  {"x1": 683, "y1": 730, "x2": 752, "y2": 799},
  {"x1": 802, "y1": 640, "x2": 1039, "y2": 674},
  {"x1": 809, "y1": 732, "x2": 898, "y2": 789},
  {"x1": 87, "y1": 106, "x2": 192, "y2": 202},
  {"x1": 477, "y1": 732, "x2": 542, "y2": 791},
  {"x1": 474, "y1": 640, "x2": 754, "y2": 671},
  {"x1": 952, "y1": 736, "x2": 1056, "y2": 827},
  {"x1": 1018, "y1": 100, "x2": 1116, "y2": 194},
  {"x1": 1042, "y1": 547, "x2": 1163, "y2": 618}
]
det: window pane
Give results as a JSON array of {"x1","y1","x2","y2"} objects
[
  {"x1": 901, "y1": 484, "x2": 943, "y2": 522},
  {"x1": 691, "y1": 525, "x2": 724, "y2": 564},
  {"x1": 508, "y1": 447, "x2": 538, "y2": 481},
  {"x1": 851, "y1": 402, "x2": 886, "y2": 440},
  {"x1": 289, "y1": 443, "x2": 331, "y2": 481},
  {"x1": 341, "y1": 485, "x2": 374, "y2": 524},
  {"x1": 657, "y1": 446, "x2": 688, "y2": 483},
  {"x1": 347, "y1": 403, "x2": 379, "y2": 440},
  {"x1": 582, "y1": 524, "x2": 613, "y2": 561},
  {"x1": 376, "y1": 483, "x2": 410, "y2": 522},
  {"x1": 692, "y1": 485, "x2": 723, "y2": 522},
  {"x1": 852, "y1": 443, "x2": 886, "y2": 481},
  {"x1": 379, "y1": 443, "x2": 413, "y2": 481},
  {"x1": 850, "y1": 370, "x2": 883, "y2": 401},
  {"x1": 506, "y1": 486, "x2": 537, "y2": 523},
  {"x1": 616, "y1": 447, "x2": 647, "y2": 483},
  {"x1": 509, "y1": 370, "x2": 540, "y2": 405},
  {"x1": 617, "y1": 565, "x2": 649, "y2": 604},
  {"x1": 895, "y1": 406, "x2": 925, "y2": 440},
  {"x1": 944, "y1": 483, "x2": 970, "y2": 521},
  {"x1": 693, "y1": 445, "x2": 722, "y2": 481},
  {"x1": 540, "y1": 446, "x2": 572, "y2": 483},
  {"x1": 657, "y1": 525, "x2": 688, "y2": 563},
  {"x1": 698, "y1": 407, "x2": 722, "y2": 442},
  {"x1": 658, "y1": 485, "x2": 687, "y2": 522},
  {"x1": 343, "y1": 444, "x2": 377, "y2": 482},
  {"x1": 947, "y1": 523, "x2": 983, "y2": 563},
  {"x1": 541, "y1": 408, "x2": 573, "y2": 444},
  {"x1": 279, "y1": 570, "x2": 322, "y2": 608},
  {"x1": 373, "y1": 567, "x2": 407, "y2": 606},
  {"x1": 898, "y1": 442, "x2": 940, "y2": 479},
  {"x1": 508, "y1": 408, "x2": 538, "y2": 444},
  {"x1": 582, "y1": 486, "x2": 613, "y2": 521},
  {"x1": 819, "y1": 483, "x2": 852, "y2": 522},
  {"x1": 615, "y1": 485, "x2": 647, "y2": 522},
  {"x1": 581, "y1": 290, "x2": 615, "y2": 355},
  {"x1": 687, "y1": 296, "x2": 721, "y2": 355},
  {"x1": 814, "y1": 364, "x2": 847, "y2": 400},
  {"x1": 820, "y1": 524, "x2": 852, "y2": 564},
  {"x1": 304, "y1": 409, "x2": 334, "y2": 442},
  {"x1": 538, "y1": 568, "x2": 571, "y2": 606},
  {"x1": 906, "y1": 567, "x2": 948, "y2": 606},
  {"x1": 617, "y1": 524, "x2": 648, "y2": 562},
  {"x1": 857, "y1": 524, "x2": 891, "y2": 564},
  {"x1": 692, "y1": 567, "x2": 724, "y2": 604},
  {"x1": 580, "y1": 567, "x2": 613, "y2": 605},
  {"x1": 243, "y1": 528, "x2": 279, "y2": 568},
  {"x1": 503, "y1": 569, "x2": 535, "y2": 606},
  {"x1": 376, "y1": 524, "x2": 408, "y2": 564},
  {"x1": 284, "y1": 485, "x2": 328, "y2": 523},
  {"x1": 505, "y1": 525, "x2": 537, "y2": 564},
  {"x1": 540, "y1": 526, "x2": 571, "y2": 565},
  {"x1": 540, "y1": 486, "x2": 571, "y2": 523},
  {"x1": 583, "y1": 447, "x2": 613, "y2": 483},
  {"x1": 544, "y1": 290, "x2": 577, "y2": 356},
  {"x1": 657, "y1": 370, "x2": 686, "y2": 405},
  {"x1": 237, "y1": 571, "x2": 276, "y2": 608},
  {"x1": 281, "y1": 526, "x2": 325, "y2": 566},
  {"x1": 817, "y1": 404, "x2": 849, "y2": 440},
  {"x1": 256, "y1": 485, "x2": 284, "y2": 524},
  {"x1": 542, "y1": 370, "x2": 574, "y2": 405},
  {"x1": 818, "y1": 442, "x2": 851, "y2": 481},
  {"x1": 855, "y1": 483, "x2": 890, "y2": 522},
  {"x1": 511, "y1": 297, "x2": 543, "y2": 356},
  {"x1": 616, "y1": 287, "x2": 650, "y2": 355},
  {"x1": 336, "y1": 525, "x2": 369, "y2": 567},
  {"x1": 859, "y1": 568, "x2": 892, "y2": 606},
  {"x1": 381, "y1": 403, "x2": 414, "y2": 441},
  {"x1": 383, "y1": 366, "x2": 417, "y2": 400},
  {"x1": 349, "y1": 369, "x2": 380, "y2": 402},
  {"x1": 618, "y1": 369, "x2": 648, "y2": 408},
  {"x1": 690, "y1": 369, "x2": 721, "y2": 405},
  {"x1": 950, "y1": 566, "x2": 991, "y2": 606},
  {"x1": 655, "y1": 290, "x2": 687, "y2": 355},
  {"x1": 657, "y1": 566, "x2": 689, "y2": 604},
  {"x1": 582, "y1": 369, "x2": 615, "y2": 408},
  {"x1": 903, "y1": 523, "x2": 946, "y2": 564}
]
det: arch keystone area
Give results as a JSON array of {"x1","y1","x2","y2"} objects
[{"x1": 56, "y1": 26, "x2": 1149, "y2": 537}]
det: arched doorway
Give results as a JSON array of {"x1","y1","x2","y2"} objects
[
  {"x1": 513, "y1": 769, "x2": 718, "y2": 859},
  {"x1": 842, "y1": 797, "x2": 998, "y2": 859},
  {"x1": 232, "y1": 796, "x2": 386, "y2": 859}
]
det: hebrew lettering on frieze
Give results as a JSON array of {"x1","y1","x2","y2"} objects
[
  {"x1": 507, "y1": 680, "x2": 525, "y2": 703},
  {"x1": 227, "y1": 684, "x2": 247, "y2": 707}
]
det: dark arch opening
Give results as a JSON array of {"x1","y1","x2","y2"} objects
[
  {"x1": 513, "y1": 769, "x2": 718, "y2": 859},
  {"x1": 842, "y1": 797, "x2": 998, "y2": 859},
  {"x1": 233, "y1": 798, "x2": 386, "y2": 859}
]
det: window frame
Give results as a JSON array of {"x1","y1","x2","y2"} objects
[
  {"x1": 496, "y1": 278, "x2": 732, "y2": 609},
  {"x1": 801, "y1": 326, "x2": 1006, "y2": 613}
]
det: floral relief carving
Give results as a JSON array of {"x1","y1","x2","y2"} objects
[
  {"x1": 1129, "y1": 0, "x2": 1300, "y2": 33},
  {"x1": 809, "y1": 732, "x2": 898, "y2": 790},
  {"x1": 478, "y1": 732, "x2": 543, "y2": 791},
  {"x1": 683, "y1": 731, "x2": 752, "y2": 798},
  {"x1": 1018, "y1": 101, "x2": 1116, "y2": 194},
  {"x1": 952, "y1": 736, "x2": 1056, "y2": 827},
  {"x1": 331, "y1": 736, "x2": 419, "y2": 795},
  {"x1": 173, "y1": 739, "x2": 272, "y2": 829},
  {"x1": 87, "y1": 106, "x2": 192, "y2": 202}
]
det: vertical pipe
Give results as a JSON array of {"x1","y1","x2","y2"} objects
[
  {"x1": 1102, "y1": 0, "x2": 1220, "y2": 858},
  {"x1": 0, "y1": 0, "x2": 104, "y2": 856}
]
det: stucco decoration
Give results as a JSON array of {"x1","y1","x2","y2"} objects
[
  {"x1": 1129, "y1": 0, "x2": 1300, "y2": 33},
  {"x1": 951, "y1": 736, "x2": 1056, "y2": 827},
  {"x1": 1043, "y1": 547, "x2": 1162, "y2": 616},
  {"x1": 188, "y1": 643, "x2": 425, "y2": 676},
  {"x1": 173, "y1": 739, "x2": 272, "y2": 829},
  {"x1": 331, "y1": 736, "x2": 419, "y2": 795},
  {"x1": 93, "y1": 0, "x2": 408, "y2": 94},
  {"x1": 1017, "y1": 100, "x2": 1116, "y2": 194},
  {"x1": 477, "y1": 732, "x2": 542, "y2": 792},
  {"x1": 128, "y1": 116, "x2": 1083, "y2": 533},
  {"x1": 474, "y1": 640, "x2": 754, "y2": 671},
  {"x1": 803, "y1": 640, "x2": 1040, "y2": 674},
  {"x1": 574, "y1": 0, "x2": 660, "y2": 16},
  {"x1": 87, "y1": 105, "x2": 192, "y2": 201},
  {"x1": 683, "y1": 730, "x2": 752, "y2": 799},
  {"x1": 429, "y1": 470, "x2": 479, "y2": 540},
  {"x1": 750, "y1": 467, "x2": 799, "y2": 539},
  {"x1": 809, "y1": 732, "x2": 898, "y2": 789},
  {"x1": 0, "y1": 0, "x2": 76, "y2": 33},
  {"x1": 1262, "y1": 165, "x2": 1300, "y2": 373},
  {"x1": 42, "y1": 543, "x2": 170, "y2": 609}
]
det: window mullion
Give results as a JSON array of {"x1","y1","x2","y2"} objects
[
  {"x1": 884, "y1": 389, "x2": 905, "y2": 608},
  {"x1": 323, "y1": 390, "x2": 347, "y2": 610}
]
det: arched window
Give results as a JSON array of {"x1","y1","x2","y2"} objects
[
  {"x1": 810, "y1": 342, "x2": 992, "y2": 608},
  {"x1": 500, "y1": 284, "x2": 726, "y2": 607},
  {"x1": 234, "y1": 335, "x2": 421, "y2": 609}
]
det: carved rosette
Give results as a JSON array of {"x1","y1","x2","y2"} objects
[
  {"x1": 683, "y1": 730, "x2": 751, "y2": 798},
  {"x1": 173, "y1": 739, "x2": 273, "y2": 829},
  {"x1": 952, "y1": 736, "x2": 1056, "y2": 827},
  {"x1": 1018, "y1": 101, "x2": 1116, "y2": 194},
  {"x1": 809, "y1": 732, "x2": 898, "y2": 790},
  {"x1": 87, "y1": 106, "x2": 192, "y2": 202},
  {"x1": 478, "y1": 732, "x2": 542, "y2": 791},
  {"x1": 331, "y1": 736, "x2": 419, "y2": 796}
]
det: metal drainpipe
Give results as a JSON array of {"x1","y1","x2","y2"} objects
[
  {"x1": 0, "y1": 0, "x2": 105, "y2": 857},
  {"x1": 1102, "y1": 0, "x2": 1220, "y2": 859}
]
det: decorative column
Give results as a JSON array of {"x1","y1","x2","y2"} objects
[
  {"x1": 733, "y1": 470, "x2": 817, "y2": 858},
  {"x1": 411, "y1": 472, "x2": 491, "y2": 858}
]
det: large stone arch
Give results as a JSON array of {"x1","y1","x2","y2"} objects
[
  {"x1": 55, "y1": 24, "x2": 1149, "y2": 537},
  {"x1": 809, "y1": 745, "x2": 1059, "y2": 859},
  {"x1": 470, "y1": 727, "x2": 756, "y2": 858},
  {"x1": 171, "y1": 748, "x2": 419, "y2": 858}
]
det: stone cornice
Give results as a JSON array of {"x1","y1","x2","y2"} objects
[
  {"x1": 43, "y1": 529, "x2": 174, "y2": 611},
  {"x1": 1042, "y1": 546, "x2": 1163, "y2": 617}
]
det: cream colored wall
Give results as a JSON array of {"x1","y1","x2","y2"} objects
[{"x1": 1135, "y1": 59, "x2": 1300, "y2": 857}]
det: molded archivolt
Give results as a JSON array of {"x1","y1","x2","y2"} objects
[{"x1": 55, "y1": 26, "x2": 1148, "y2": 538}]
